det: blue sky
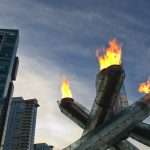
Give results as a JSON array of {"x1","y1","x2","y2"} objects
[{"x1": 0, "y1": 0, "x2": 150, "y2": 149}]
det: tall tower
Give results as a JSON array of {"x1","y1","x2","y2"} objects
[
  {"x1": 0, "y1": 29, "x2": 19, "y2": 146},
  {"x1": 3, "y1": 97, "x2": 39, "y2": 150}
]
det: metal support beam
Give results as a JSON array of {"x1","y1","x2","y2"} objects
[
  {"x1": 63, "y1": 94, "x2": 150, "y2": 150},
  {"x1": 83, "y1": 65, "x2": 125, "y2": 135},
  {"x1": 130, "y1": 122, "x2": 150, "y2": 147}
]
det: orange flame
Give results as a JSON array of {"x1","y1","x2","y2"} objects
[
  {"x1": 96, "y1": 38, "x2": 122, "y2": 71},
  {"x1": 138, "y1": 78, "x2": 150, "y2": 94},
  {"x1": 61, "y1": 77, "x2": 72, "y2": 98}
]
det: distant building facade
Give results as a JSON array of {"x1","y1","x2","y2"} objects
[
  {"x1": 3, "y1": 97, "x2": 39, "y2": 150},
  {"x1": 113, "y1": 84, "x2": 129, "y2": 114},
  {"x1": 34, "y1": 143, "x2": 53, "y2": 150},
  {"x1": 0, "y1": 29, "x2": 19, "y2": 147}
]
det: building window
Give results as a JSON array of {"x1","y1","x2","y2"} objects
[{"x1": 0, "y1": 34, "x2": 4, "y2": 46}]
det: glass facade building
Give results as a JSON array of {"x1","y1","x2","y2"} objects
[
  {"x1": 34, "y1": 143, "x2": 54, "y2": 150},
  {"x1": 0, "y1": 29, "x2": 19, "y2": 147},
  {"x1": 3, "y1": 97, "x2": 39, "y2": 150}
]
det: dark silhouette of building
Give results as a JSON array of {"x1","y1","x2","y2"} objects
[
  {"x1": 0, "y1": 29, "x2": 19, "y2": 147},
  {"x1": 3, "y1": 97, "x2": 39, "y2": 150},
  {"x1": 34, "y1": 143, "x2": 54, "y2": 150}
]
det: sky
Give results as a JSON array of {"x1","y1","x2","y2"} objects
[{"x1": 0, "y1": 0, "x2": 150, "y2": 149}]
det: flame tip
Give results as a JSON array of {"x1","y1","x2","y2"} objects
[
  {"x1": 138, "y1": 78, "x2": 150, "y2": 94},
  {"x1": 61, "y1": 77, "x2": 72, "y2": 99},
  {"x1": 96, "y1": 38, "x2": 122, "y2": 70}
]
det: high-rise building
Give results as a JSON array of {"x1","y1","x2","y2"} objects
[
  {"x1": 113, "y1": 84, "x2": 129, "y2": 114},
  {"x1": 0, "y1": 29, "x2": 19, "y2": 146},
  {"x1": 34, "y1": 143, "x2": 54, "y2": 150},
  {"x1": 3, "y1": 97, "x2": 39, "y2": 150}
]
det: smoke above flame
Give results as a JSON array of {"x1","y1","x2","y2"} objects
[
  {"x1": 96, "y1": 38, "x2": 122, "y2": 71},
  {"x1": 61, "y1": 76, "x2": 72, "y2": 98},
  {"x1": 138, "y1": 78, "x2": 150, "y2": 94}
]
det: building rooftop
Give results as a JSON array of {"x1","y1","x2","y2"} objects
[{"x1": 12, "y1": 97, "x2": 40, "y2": 107}]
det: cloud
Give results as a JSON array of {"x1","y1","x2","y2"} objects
[{"x1": 13, "y1": 54, "x2": 93, "y2": 149}]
